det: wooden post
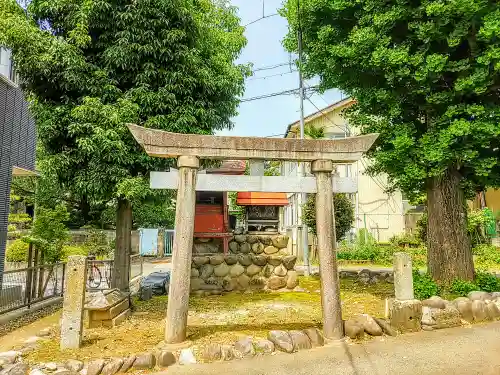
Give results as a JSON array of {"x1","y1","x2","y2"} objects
[
  {"x1": 312, "y1": 159, "x2": 343, "y2": 340},
  {"x1": 165, "y1": 156, "x2": 199, "y2": 344}
]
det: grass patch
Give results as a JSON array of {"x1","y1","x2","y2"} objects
[{"x1": 23, "y1": 277, "x2": 393, "y2": 364}]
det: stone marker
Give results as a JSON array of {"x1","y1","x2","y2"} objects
[
  {"x1": 60, "y1": 256, "x2": 87, "y2": 350},
  {"x1": 393, "y1": 252, "x2": 413, "y2": 301},
  {"x1": 390, "y1": 299, "x2": 422, "y2": 332}
]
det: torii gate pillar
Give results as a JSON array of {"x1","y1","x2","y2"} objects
[
  {"x1": 312, "y1": 159, "x2": 343, "y2": 339},
  {"x1": 165, "y1": 156, "x2": 199, "y2": 344}
]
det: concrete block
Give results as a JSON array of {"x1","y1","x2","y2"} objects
[
  {"x1": 89, "y1": 298, "x2": 129, "y2": 321},
  {"x1": 89, "y1": 308, "x2": 131, "y2": 328}
]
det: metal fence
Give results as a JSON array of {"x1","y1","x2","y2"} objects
[
  {"x1": 0, "y1": 263, "x2": 66, "y2": 314},
  {"x1": 165, "y1": 230, "x2": 175, "y2": 256},
  {"x1": 130, "y1": 254, "x2": 143, "y2": 280},
  {"x1": 86, "y1": 255, "x2": 143, "y2": 291},
  {"x1": 0, "y1": 255, "x2": 144, "y2": 315}
]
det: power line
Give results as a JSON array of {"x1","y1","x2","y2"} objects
[
  {"x1": 252, "y1": 62, "x2": 291, "y2": 72},
  {"x1": 305, "y1": 96, "x2": 350, "y2": 133},
  {"x1": 240, "y1": 85, "x2": 318, "y2": 103},
  {"x1": 247, "y1": 70, "x2": 298, "y2": 81},
  {"x1": 244, "y1": 13, "x2": 279, "y2": 27}
]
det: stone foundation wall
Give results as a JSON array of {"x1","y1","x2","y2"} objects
[{"x1": 190, "y1": 233, "x2": 295, "y2": 295}]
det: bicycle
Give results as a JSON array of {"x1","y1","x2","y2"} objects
[{"x1": 86, "y1": 256, "x2": 102, "y2": 289}]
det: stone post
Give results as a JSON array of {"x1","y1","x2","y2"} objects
[
  {"x1": 394, "y1": 252, "x2": 414, "y2": 300},
  {"x1": 390, "y1": 252, "x2": 422, "y2": 332},
  {"x1": 311, "y1": 159, "x2": 343, "y2": 340},
  {"x1": 165, "y1": 156, "x2": 199, "y2": 344},
  {"x1": 60, "y1": 256, "x2": 87, "y2": 350}
]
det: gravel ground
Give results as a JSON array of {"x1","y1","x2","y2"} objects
[{"x1": 0, "y1": 302, "x2": 62, "y2": 338}]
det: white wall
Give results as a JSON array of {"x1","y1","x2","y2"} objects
[
  {"x1": 0, "y1": 48, "x2": 12, "y2": 79},
  {"x1": 354, "y1": 159, "x2": 405, "y2": 242}
]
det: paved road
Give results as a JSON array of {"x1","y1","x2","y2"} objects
[{"x1": 163, "y1": 322, "x2": 500, "y2": 375}]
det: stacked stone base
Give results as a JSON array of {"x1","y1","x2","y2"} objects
[
  {"x1": 190, "y1": 254, "x2": 298, "y2": 295},
  {"x1": 190, "y1": 234, "x2": 296, "y2": 295}
]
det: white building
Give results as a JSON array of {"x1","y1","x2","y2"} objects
[
  {"x1": 280, "y1": 98, "x2": 406, "y2": 256},
  {"x1": 0, "y1": 48, "x2": 16, "y2": 82}
]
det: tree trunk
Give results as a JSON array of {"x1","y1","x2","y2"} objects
[
  {"x1": 113, "y1": 198, "x2": 132, "y2": 291},
  {"x1": 426, "y1": 168, "x2": 474, "y2": 283}
]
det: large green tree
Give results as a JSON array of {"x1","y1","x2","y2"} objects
[
  {"x1": 1, "y1": 0, "x2": 248, "y2": 288},
  {"x1": 282, "y1": 0, "x2": 500, "y2": 282}
]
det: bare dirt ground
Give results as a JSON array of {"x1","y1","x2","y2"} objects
[{"x1": 12, "y1": 277, "x2": 393, "y2": 364}]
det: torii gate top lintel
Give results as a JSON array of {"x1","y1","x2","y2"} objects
[{"x1": 127, "y1": 124, "x2": 378, "y2": 162}]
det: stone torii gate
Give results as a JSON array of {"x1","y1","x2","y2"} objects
[{"x1": 128, "y1": 124, "x2": 378, "y2": 345}]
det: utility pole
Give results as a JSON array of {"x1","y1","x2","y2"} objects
[{"x1": 297, "y1": 0, "x2": 310, "y2": 276}]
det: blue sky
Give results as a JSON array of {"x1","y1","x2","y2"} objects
[{"x1": 221, "y1": 0, "x2": 343, "y2": 137}]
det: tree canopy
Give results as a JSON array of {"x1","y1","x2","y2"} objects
[
  {"x1": 1, "y1": 0, "x2": 249, "y2": 288},
  {"x1": 282, "y1": 0, "x2": 500, "y2": 282},
  {"x1": 1, "y1": 0, "x2": 248, "y2": 209}
]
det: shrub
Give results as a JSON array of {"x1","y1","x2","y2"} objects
[
  {"x1": 416, "y1": 212, "x2": 427, "y2": 244},
  {"x1": 390, "y1": 233, "x2": 421, "y2": 247},
  {"x1": 413, "y1": 270, "x2": 439, "y2": 300},
  {"x1": 27, "y1": 205, "x2": 70, "y2": 263},
  {"x1": 7, "y1": 224, "x2": 17, "y2": 232},
  {"x1": 303, "y1": 193, "x2": 355, "y2": 239},
  {"x1": 6, "y1": 239, "x2": 29, "y2": 262},
  {"x1": 62, "y1": 245, "x2": 89, "y2": 261},
  {"x1": 338, "y1": 229, "x2": 381, "y2": 262},
  {"x1": 84, "y1": 229, "x2": 112, "y2": 258},
  {"x1": 450, "y1": 279, "x2": 478, "y2": 297},
  {"x1": 474, "y1": 271, "x2": 500, "y2": 292},
  {"x1": 8, "y1": 213, "x2": 32, "y2": 229},
  {"x1": 473, "y1": 244, "x2": 500, "y2": 268}
]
